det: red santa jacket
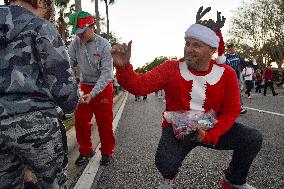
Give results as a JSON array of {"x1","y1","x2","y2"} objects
[{"x1": 116, "y1": 59, "x2": 241, "y2": 145}]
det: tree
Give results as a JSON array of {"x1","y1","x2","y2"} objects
[
  {"x1": 135, "y1": 56, "x2": 169, "y2": 73},
  {"x1": 91, "y1": 0, "x2": 115, "y2": 36},
  {"x1": 228, "y1": 0, "x2": 284, "y2": 67},
  {"x1": 74, "y1": 0, "x2": 82, "y2": 11},
  {"x1": 94, "y1": 0, "x2": 101, "y2": 34},
  {"x1": 102, "y1": 0, "x2": 115, "y2": 38},
  {"x1": 90, "y1": 0, "x2": 101, "y2": 34},
  {"x1": 100, "y1": 31, "x2": 120, "y2": 46},
  {"x1": 54, "y1": 0, "x2": 71, "y2": 44}
]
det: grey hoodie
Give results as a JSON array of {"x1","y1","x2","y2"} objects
[
  {"x1": 0, "y1": 5, "x2": 79, "y2": 119},
  {"x1": 68, "y1": 35, "x2": 114, "y2": 97}
]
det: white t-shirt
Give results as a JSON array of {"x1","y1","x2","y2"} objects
[{"x1": 242, "y1": 67, "x2": 254, "y2": 81}]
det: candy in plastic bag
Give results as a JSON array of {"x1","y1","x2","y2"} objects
[{"x1": 163, "y1": 109, "x2": 218, "y2": 140}]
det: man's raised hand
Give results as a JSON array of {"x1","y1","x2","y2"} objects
[{"x1": 111, "y1": 41, "x2": 132, "y2": 67}]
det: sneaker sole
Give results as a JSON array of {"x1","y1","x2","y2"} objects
[{"x1": 75, "y1": 152, "x2": 96, "y2": 166}]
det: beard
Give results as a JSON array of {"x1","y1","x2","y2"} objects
[
  {"x1": 186, "y1": 60, "x2": 199, "y2": 71},
  {"x1": 185, "y1": 53, "x2": 211, "y2": 72},
  {"x1": 184, "y1": 53, "x2": 199, "y2": 70}
]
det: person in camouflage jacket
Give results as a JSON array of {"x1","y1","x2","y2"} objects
[{"x1": 0, "y1": 0, "x2": 79, "y2": 188}]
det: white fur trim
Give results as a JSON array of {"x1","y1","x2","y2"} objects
[
  {"x1": 185, "y1": 24, "x2": 219, "y2": 48},
  {"x1": 216, "y1": 55, "x2": 226, "y2": 64},
  {"x1": 179, "y1": 61, "x2": 225, "y2": 114}
]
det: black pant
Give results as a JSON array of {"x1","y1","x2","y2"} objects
[
  {"x1": 245, "y1": 80, "x2": 253, "y2": 97},
  {"x1": 155, "y1": 123, "x2": 263, "y2": 185},
  {"x1": 255, "y1": 80, "x2": 262, "y2": 93},
  {"x1": 143, "y1": 95, "x2": 147, "y2": 100},
  {"x1": 264, "y1": 81, "x2": 276, "y2": 95},
  {"x1": 135, "y1": 95, "x2": 140, "y2": 101}
]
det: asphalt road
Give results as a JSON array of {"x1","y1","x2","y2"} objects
[{"x1": 91, "y1": 92, "x2": 284, "y2": 189}]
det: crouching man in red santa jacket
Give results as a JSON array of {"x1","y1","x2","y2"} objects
[{"x1": 112, "y1": 7, "x2": 262, "y2": 189}]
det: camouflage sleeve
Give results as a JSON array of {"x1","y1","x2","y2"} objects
[
  {"x1": 35, "y1": 21, "x2": 79, "y2": 114},
  {"x1": 89, "y1": 41, "x2": 114, "y2": 97}
]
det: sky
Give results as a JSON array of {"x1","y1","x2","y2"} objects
[
  {"x1": 81, "y1": 0, "x2": 246, "y2": 68},
  {"x1": 0, "y1": 0, "x2": 246, "y2": 69}
]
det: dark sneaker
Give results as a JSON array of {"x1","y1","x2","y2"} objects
[
  {"x1": 273, "y1": 93, "x2": 278, "y2": 96},
  {"x1": 240, "y1": 108, "x2": 247, "y2": 114},
  {"x1": 75, "y1": 152, "x2": 95, "y2": 166},
  {"x1": 221, "y1": 177, "x2": 256, "y2": 189},
  {"x1": 100, "y1": 155, "x2": 113, "y2": 166}
]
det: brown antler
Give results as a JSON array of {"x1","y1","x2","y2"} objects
[
  {"x1": 196, "y1": 6, "x2": 211, "y2": 23},
  {"x1": 216, "y1": 11, "x2": 226, "y2": 29},
  {"x1": 195, "y1": 6, "x2": 226, "y2": 32}
]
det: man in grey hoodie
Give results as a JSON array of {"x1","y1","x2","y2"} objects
[
  {"x1": 68, "y1": 11, "x2": 115, "y2": 166},
  {"x1": 0, "y1": 0, "x2": 79, "y2": 188}
]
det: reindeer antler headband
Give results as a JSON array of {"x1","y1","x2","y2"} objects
[
  {"x1": 196, "y1": 6, "x2": 226, "y2": 32},
  {"x1": 184, "y1": 6, "x2": 226, "y2": 48}
]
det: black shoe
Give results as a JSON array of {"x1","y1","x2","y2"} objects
[
  {"x1": 100, "y1": 155, "x2": 113, "y2": 166},
  {"x1": 273, "y1": 93, "x2": 278, "y2": 96},
  {"x1": 240, "y1": 108, "x2": 247, "y2": 114},
  {"x1": 75, "y1": 152, "x2": 95, "y2": 166}
]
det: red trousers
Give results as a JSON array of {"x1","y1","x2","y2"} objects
[{"x1": 75, "y1": 82, "x2": 115, "y2": 156}]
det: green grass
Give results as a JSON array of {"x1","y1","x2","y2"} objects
[{"x1": 62, "y1": 118, "x2": 74, "y2": 131}]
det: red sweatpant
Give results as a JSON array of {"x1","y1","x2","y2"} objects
[{"x1": 74, "y1": 82, "x2": 115, "y2": 156}]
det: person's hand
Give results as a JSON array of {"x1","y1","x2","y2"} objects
[
  {"x1": 79, "y1": 90, "x2": 85, "y2": 104},
  {"x1": 111, "y1": 41, "x2": 132, "y2": 67},
  {"x1": 195, "y1": 127, "x2": 206, "y2": 143},
  {"x1": 82, "y1": 94, "x2": 92, "y2": 104}
]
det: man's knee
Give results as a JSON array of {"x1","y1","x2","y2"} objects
[
  {"x1": 245, "y1": 128, "x2": 263, "y2": 152},
  {"x1": 251, "y1": 129, "x2": 263, "y2": 150},
  {"x1": 155, "y1": 151, "x2": 180, "y2": 179}
]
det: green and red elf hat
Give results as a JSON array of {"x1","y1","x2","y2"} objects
[{"x1": 69, "y1": 11, "x2": 95, "y2": 35}]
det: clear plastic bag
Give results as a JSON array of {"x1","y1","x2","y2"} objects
[{"x1": 163, "y1": 109, "x2": 218, "y2": 140}]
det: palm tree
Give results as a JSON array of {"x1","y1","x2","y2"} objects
[
  {"x1": 103, "y1": 0, "x2": 115, "y2": 37},
  {"x1": 54, "y1": 0, "x2": 70, "y2": 43},
  {"x1": 95, "y1": 0, "x2": 101, "y2": 34},
  {"x1": 75, "y1": 0, "x2": 82, "y2": 11},
  {"x1": 91, "y1": 0, "x2": 115, "y2": 36}
]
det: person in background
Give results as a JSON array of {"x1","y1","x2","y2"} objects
[
  {"x1": 135, "y1": 95, "x2": 140, "y2": 101},
  {"x1": 255, "y1": 68, "x2": 263, "y2": 93},
  {"x1": 143, "y1": 95, "x2": 147, "y2": 101},
  {"x1": 242, "y1": 61, "x2": 254, "y2": 98},
  {"x1": 225, "y1": 43, "x2": 247, "y2": 114},
  {"x1": 263, "y1": 65, "x2": 278, "y2": 96},
  {"x1": 276, "y1": 69, "x2": 284, "y2": 87},
  {"x1": 0, "y1": 0, "x2": 79, "y2": 188},
  {"x1": 111, "y1": 7, "x2": 262, "y2": 189},
  {"x1": 113, "y1": 75, "x2": 121, "y2": 95},
  {"x1": 68, "y1": 11, "x2": 115, "y2": 166}
]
